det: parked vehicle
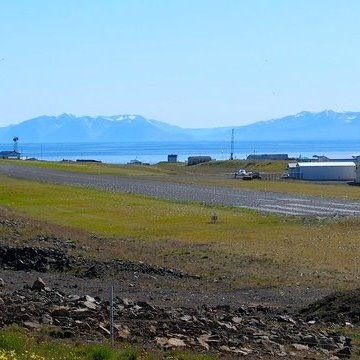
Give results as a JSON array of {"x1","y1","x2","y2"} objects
[
  {"x1": 234, "y1": 169, "x2": 262, "y2": 180},
  {"x1": 234, "y1": 169, "x2": 248, "y2": 178}
]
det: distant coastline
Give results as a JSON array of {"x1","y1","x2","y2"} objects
[{"x1": 1, "y1": 140, "x2": 359, "y2": 165}]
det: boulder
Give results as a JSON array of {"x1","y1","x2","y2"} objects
[{"x1": 32, "y1": 277, "x2": 46, "y2": 291}]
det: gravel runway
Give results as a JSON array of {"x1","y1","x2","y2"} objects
[{"x1": 1, "y1": 163, "x2": 360, "y2": 217}]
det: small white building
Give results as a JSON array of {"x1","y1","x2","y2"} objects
[{"x1": 288, "y1": 162, "x2": 356, "y2": 181}]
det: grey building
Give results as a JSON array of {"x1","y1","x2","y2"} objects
[
  {"x1": 288, "y1": 162, "x2": 355, "y2": 181},
  {"x1": 0, "y1": 151, "x2": 20, "y2": 159},
  {"x1": 187, "y1": 156, "x2": 212, "y2": 166},
  {"x1": 167, "y1": 154, "x2": 178, "y2": 163}
]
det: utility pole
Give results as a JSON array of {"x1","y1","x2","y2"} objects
[
  {"x1": 109, "y1": 286, "x2": 114, "y2": 345},
  {"x1": 230, "y1": 129, "x2": 234, "y2": 160}
]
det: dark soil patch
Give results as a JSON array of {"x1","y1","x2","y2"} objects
[{"x1": 300, "y1": 288, "x2": 360, "y2": 325}]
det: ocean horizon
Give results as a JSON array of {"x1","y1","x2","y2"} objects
[{"x1": 1, "y1": 140, "x2": 360, "y2": 164}]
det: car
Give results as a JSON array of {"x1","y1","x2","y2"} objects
[
  {"x1": 237, "y1": 171, "x2": 262, "y2": 180},
  {"x1": 234, "y1": 169, "x2": 248, "y2": 178}
]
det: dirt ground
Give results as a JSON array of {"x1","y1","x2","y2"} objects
[
  {"x1": 1, "y1": 208, "x2": 359, "y2": 359},
  {"x1": 0, "y1": 207, "x2": 332, "y2": 310}
]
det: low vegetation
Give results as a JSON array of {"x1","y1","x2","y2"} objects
[
  {"x1": 0, "y1": 159, "x2": 174, "y2": 177},
  {"x1": 181, "y1": 159, "x2": 289, "y2": 173},
  {"x1": 0, "y1": 328, "x2": 215, "y2": 360},
  {"x1": 1, "y1": 174, "x2": 360, "y2": 288}
]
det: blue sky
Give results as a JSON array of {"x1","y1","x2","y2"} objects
[{"x1": 1, "y1": 0, "x2": 360, "y2": 128}]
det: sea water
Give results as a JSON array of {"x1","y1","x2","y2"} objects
[{"x1": 1, "y1": 140, "x2": 360, "y2": 164}]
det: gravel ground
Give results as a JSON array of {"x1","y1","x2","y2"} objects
[{"x1": 1, "y1": 163, "x2": 360, "y2": 217}]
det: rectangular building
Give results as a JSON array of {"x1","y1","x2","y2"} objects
[{"x1": 288, "y1": 162, "x2": 356, "y2": 181}]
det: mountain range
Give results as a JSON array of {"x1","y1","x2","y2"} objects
[{"x1": 0, "y1": 110, "x2": 359, "y2": 143}]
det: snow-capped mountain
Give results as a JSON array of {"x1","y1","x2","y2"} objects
[
  {"x1": 237, "y1": 110, "x2": 360, "y2": 140},
  {"x1": 0, "y1": 110, "x2": 360, "y2": 143},
  {"x1": 0, "y1": 114, "x2": 191, "y2": 143}
]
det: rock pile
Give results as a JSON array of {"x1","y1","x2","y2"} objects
[
  {"x1": 0, "y1": 246, "x2": 71, "y2": 272},
  {"x1": 0, "y1": 245, "x2": 196, "y2": 280},
  {"x1": 300, "y1": 288, "x2": 360, "y2": 325},
  {"x1": 79, "y1": 259, "x2": 198, "y2": 279},
  {"x1": 0, "y1": 280, "x2": 352, "y2": 359}
]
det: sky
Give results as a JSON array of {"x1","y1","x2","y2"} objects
[{"x1": 1, "y1": 0, "x2": 360, "y2": 128}]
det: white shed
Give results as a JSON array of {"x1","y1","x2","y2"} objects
[{"x1": 289, "y1": 162, "x2": 356, "y2": 181}]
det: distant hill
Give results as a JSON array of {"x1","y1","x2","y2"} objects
[{"x1": 0, "y1": 110, "x2": 360, "y2": 143}]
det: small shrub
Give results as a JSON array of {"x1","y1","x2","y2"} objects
[
  {"x1": 89, "y1": 346, "x2": 116, "y2": 360},
  {"x1": 0, "y1": 332, "x2": 26, "y2": 353}
]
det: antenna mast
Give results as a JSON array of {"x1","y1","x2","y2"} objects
[
  {"x1": 13, "y1": 137, "x2": 19, "y2": 152},
  {"x1": 230, "y1": 129, "x2": 234, "y2": 160}
]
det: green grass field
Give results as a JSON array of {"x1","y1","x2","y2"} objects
[
  {"x1": 0, "y1": 159, "x2": 174, "y2": 177},
  {"x1": 1, "y1": 173, "x2": 360, "y2": 289}
]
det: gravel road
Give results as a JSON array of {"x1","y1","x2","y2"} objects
[{"x1": 1, "y1": 163, "x2": 360, "y2": 217}]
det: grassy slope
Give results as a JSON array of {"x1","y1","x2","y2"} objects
[
  {"x1": 1, "y1": 174, "x2": 360, "y2": 289},
  {"x1": 0, "y1": 159, "x2": 174, "y2": 177}
]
